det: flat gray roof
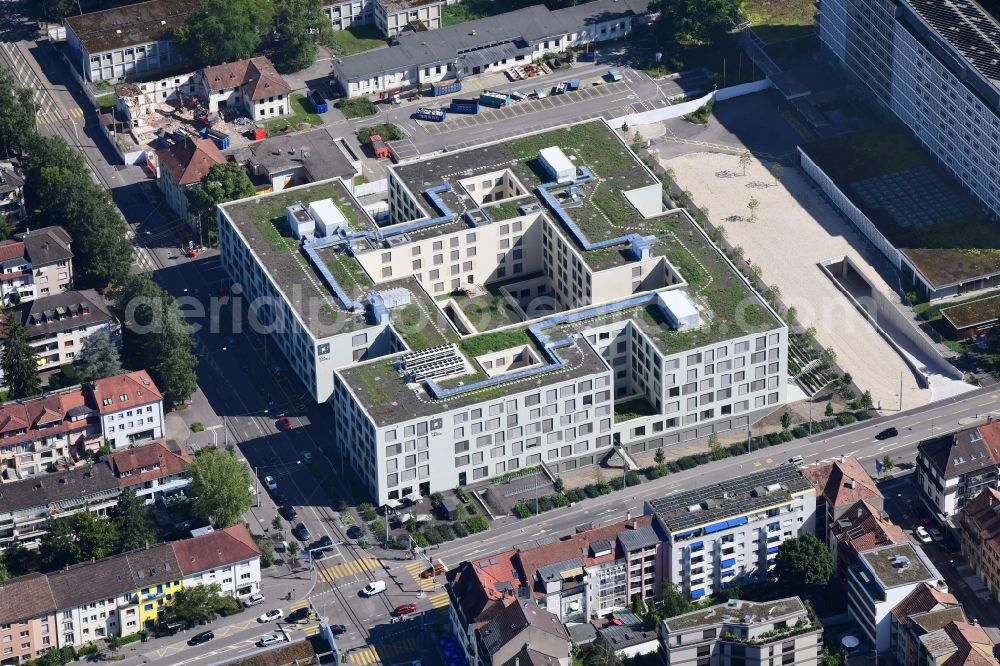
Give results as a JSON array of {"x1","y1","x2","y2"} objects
[
  {"x1": 247, "y1": 128, "x2": 356, "y2": 183},
  {"x1": 333, "y1": 0, "x2": 649, "y2": 81}
]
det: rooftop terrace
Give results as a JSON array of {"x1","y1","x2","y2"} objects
[
  {"x1": 219, "y1": 180, "x2": 376, "y2": 337},
  {"x1": 665, "y1": 597, "x2": 808, "y2": 631}
]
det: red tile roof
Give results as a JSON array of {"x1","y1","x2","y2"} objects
[
  {"x1": 172, "y1": 524, "x2": 261, "y2": 576},
  {"x1": 108, "y1": 439, "x2": 190, "y2": 489},
  {"x1": 156, "y1": 137, "x2": 226, "y2": 187},
  {"x1": 835, "y1": 500, "x2": 909, "y2": 554},
  {"x1": 0, "y1": 240, "x2": 25, "y2": 263},
  {"x1": 960, "y1": 488, "x2": 1000, "y2": 551},
  {"x1": 891, "y1": 582, "x2": 959, "y2": 623},
  {"x1": 804, "y1": 456, "x2": 881, "y2": 508},
  {"x1": 0, "y1": 574, "x2": 56, "y2": 625},
  {"x1": 200, "y1": 57, "x2": 291, "y2": 100},
  {"x1": 942, "y1": 622, "x2": 999, "y2": 666},
  {"x1": 91, "y1": 370, "x2": 163, "y2": 414}
]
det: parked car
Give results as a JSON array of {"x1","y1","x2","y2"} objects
[
  {"x1": 155, "y1": 621, "x2": 186, "y2": 638},
  {"x1": 188, "y1": 631, "x2": 214, "y2": 646},
  {"x1": 875, "y1": 427, "x2": 899, "y2": 440},
  {"x1": 277, "y1": 416, "x2": 292, "y2": 431},
  {"x1": 393, "y1": 603, "x2": 418, "y2": 617},
  {"x1": 257, "y1": 633, "x2": 285, "y2": 647},
  {"x1": 347, "y1": 525, "x2": 364, "y2": 539},
  {"x1": 279, "y1": 505, "x2": 298, "y2": 521},
  {"x1": 330, "y1": 624, "x2": 347, "y2": 635},
  {"x1": 258, "y1": 609, "x2": 284, "y2": 623},
  {"x1": 293, "y1": 523, "x2": 312, "y2": 542},
  {"x1": 243, "y1": 593, "x2": 265, "y2": 608},
  {"x1": 915, "y1": 526, "x2": 932, "y2": 543},
  {"x1": 273, "y1": 490, "x2": 289, "y2": 505},
  {"x1": 303, "y1": 451, "x2": 313, "y2": 463},
  {"x1": 264, "y1": 476, "x2": 278, "y2": 491},
  {"x1": 783, "y1": 455, "x2": 804, "y2": 466}
]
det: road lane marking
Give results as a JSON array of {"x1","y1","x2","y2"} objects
[
  {"x1": 316, "y1": 557, "x2": 382, "y2": 582},
  {"x1": 428, "y1": 591, "x2": 450, "y2": 608}
]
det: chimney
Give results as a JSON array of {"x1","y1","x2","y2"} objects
[
  {"x1": 626, "y1": 510, "x2": 631, "y2": 521},
  {"x1": 849, "y1": 480, "x2": 856, "y2": 489},
  {"x1": 632, "y1": 520, "x2": 637, "y2": 530},
  {"x1": 840, "y1": 454, "x2": 845, "y2": 463},
  {"x1": 145, "y1": 540, "x2": 149, "y2": 550}
]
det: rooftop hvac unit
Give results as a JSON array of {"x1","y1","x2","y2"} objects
[
  {"x1": 656, "y1": 290, "x2": 702, "y2": 331},
  {"x1": 539, "y1": 146, "x2": 576, "y2": 184},
  {"x1": 378, "y1": 288, "x2": 411, "y2": 309},
  {"x1": 307, "y1": 198, "x2": 347, "y2": 237},
  {"x1": 285, "y1": 203, "x2": 315, "y2": 240}
]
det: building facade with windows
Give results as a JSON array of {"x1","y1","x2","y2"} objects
[
  {"x1": 889, "y1": 582, "x2": 963, "y2": 666},
  {"x1": 646, "y1": 466, "x2": 816, "y2": 601},
  {"x1": 91, "y1": 370, "x2": 165, "y2": 450},
  {"x1": 819, "y1": 0, "x2": 1000, "y2": 220},
  {"x1": 64, "y1": 0, "x2": 198, "y2": 83},
  {"x1": 156, "y1": 137, "x2": 227, "y2": 232},
  {"x1": 0, "y1": 575, "x2": 58, "y2": 665},
  {"x1": 195, "y1": 57, "x2": 291, "y2": 121},
  {"x1": 107, "y1": 439, "x2": 190, "y2": 503},
  {"x1": 662, "y1": 597, "x2": 822, "y2": 666},
  {"x1": 958, "y1": 487, "x2": 1000, "y2": 602},
  {"x1": 219, "y1": 120, "x2": 786, "y2": 505},
  {"x1": 12, "y1": 290, "x2": 118, "y2": 375},
  {"x1": 916, "y1": 422, "x2": 1000, "y2": 518},
  {"x1": 172, "y1": 526, "x2": 263, "y2": 598},
  {"x1": 803, "y1": 455, "x2": 883, "y2": 542}
]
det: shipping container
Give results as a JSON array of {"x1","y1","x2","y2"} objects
[
  {"x1": 370, "y1": 134, "x2": 390, "y2": 159},
  {"x1": 479, "y1": 90, "x2": 511, "y2": 108},
  {"x1": 449, "y1": 98, "x2": 480, "y2": 114},
  {"x1": 206, "y1": 128, "x2": 230, "y2": 150},
  {"x1": 250, "y1": 126, "x2": 267, "y2": 141},
  {"x1": 413, "y1": 107, "x2": 447, "y2": 122},
  {"x1": 429, "y1": 80, "x2": 461, "y2": 96},
  {"x1": 307, "y1": 90, "x2": 328, "y2": 113}
]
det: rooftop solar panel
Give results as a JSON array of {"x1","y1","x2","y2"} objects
[{"x1": 908, "y1": 0, "x2": 1000, "y2": 83}]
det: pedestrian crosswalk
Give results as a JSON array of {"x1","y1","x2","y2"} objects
[
  {"x1": 428, "y1": 591, "x2": 450, "y2": 608},
  {"x1": 36, "y1": 107, "x2": 84, "y2": 125},
  {"x1": 348, "y1": 647, "x2": 380, "y2": 665},
  {"x1": 347, "y1": 637, "x2": 424, "y2": 665},
  {"x1": 403, "y1": 561, "x2": 436, "y2": 591},
  {"x1": 289, "y1": 599, "x2": 309, "y2": 612},
  {"x1": 303, "y1": 624, "x2": 322, "y2": 637},
  {"x1": 316, "y1": 557, "x2": 382, "y2": 583}
]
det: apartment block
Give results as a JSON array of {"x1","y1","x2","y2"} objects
[
  {"x1": 819, "y1": 0, "x2": 1000, "y2": 219},
  {"x1": 828, "y1": 500, "x2": 908, "y2": 577},
  {"x1": 0, "y1": 227, "x2": 74, "y2": 306},
  {"x1": 803, "y1": 455, "x2": 883, "y2": 542},
  {"x1": 218, "y1": 120, "x2": 786, "y2": 504},
  {"x1": 13, "y1": 290, "x2": 118, "y2": 375},
  {"x1": 890, "y1": 582, "x2": 962, "y2": 666},
  {"x1": 847, "y1": 542, "x2": 945, "y2": 651},
  {"x1": 196, "y1": 57, "x2": 291, "y2": 121},
  {"x1": 374, "y1": 0, "x2": 442, "y2": 36},
  {"x1": 0, "y1": 438, "x2": 186, "y2": 550},
  {"x1": 156, "y1": 137, "x2": 227, "y2": 231},
  {"x1": 646, "y1": 466, "x2": 816, "y2": 600},
  {"x1": 64, "y1": 0, "x2": 197, "y2": 84},
  {"x1": 0, "y1": 575, "x2": 57, "y2": 665},
  {"x1": 0, "y1": 370, "x2": 164, "y2": 481},
  {"x1": 324, "y1": 0, "x2": 371, "y2": 30},
  {"x1": 662, "y1": 597, "x2": 821, "y2": 666},
  {"x1": 959, "y1": 487, "x2": 1000, "y2": 602},
  {"x1": 917, "y1": 422, "x2": 1000, "y2": 518}
]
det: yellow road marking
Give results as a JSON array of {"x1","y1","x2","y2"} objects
[{"x1": 317, "y1": 557, "x2": 382, "y2": 583}]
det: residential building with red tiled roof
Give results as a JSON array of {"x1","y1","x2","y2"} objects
[
  {"x1": 196, "y1": 57, "x2": 291, "y2": 121},
  {"x1": 959, "y1": 487, "x2": 1000, "y2": 601},
  {"x1": 155, "y1": 137, "x2": 227, "y2": 232},
  {"x1": 830, "y1": 500, "x2": 909, "y2": 575},
  {"x1": 0, "y1": 574, "x2": 57, "y2": 664},
  {"x1": 172, "y1": 525, "x2": 262, "y2": 599},
  {"x1": 804, "y1": 456, "x2": 882, "y2": 541},
  {"x1": 107, "y1": 439, "x2": 190, "y2": 503},
  {"x1": 91, "y1": 370, "x2": 165, "y2": 450},
  {"x1": 890, "y1": 583, "x2": 962, "y2": 666},
  {"x1": 0, "y1": 227, "x2": 74, "y2": 307},
  {"x1": 916, "y1": 622, "x2": 999, "y2": 666},
  {"x1": 918, "y1": 421, "x2": 1000, "y2": 517}
]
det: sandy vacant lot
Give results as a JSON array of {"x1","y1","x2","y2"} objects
[{"x1": 662, "y1": 150, "x2": 932, "y2": 411}]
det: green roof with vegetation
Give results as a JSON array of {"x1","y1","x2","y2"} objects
[{"x1": 940, "y1": 294, "x2": 1000, "y2": 329}]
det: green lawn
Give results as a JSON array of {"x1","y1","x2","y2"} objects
[
  {"x1": 96, "y1": 92, "x2": 117, "y2": 110},
  {"x1": 264, "y1": 94, "x2": 324, "y2": 133},
  {"x1": 327, "y1": 25, "x2": 387, "y2": 56},
  {"x1": 338, "y1": 98, "x2": 378, "y2": 119},
  {"x1": 442, "y1": 2, "x2": 491, "y2": 26},
  {"x1": 744, "y1": 0, "x2": 816, "y2": 44}
]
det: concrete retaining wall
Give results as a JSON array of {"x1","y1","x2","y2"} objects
[{"x1": 611, "y1": 78, "x2": 773, "y2": 128}]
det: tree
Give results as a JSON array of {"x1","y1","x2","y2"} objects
[
  {"x1": 186, "y1": 161, "x2": 256, "y2": 245},
  {"x1": 23, "y1": 0, "x2": 78, "y2": 23},
  {"x1": 825, "y1": 402, "x2": 834, "y2": 417},
  {"x1": 708, "y1": 433, "x2": 726, "y2": 461},
  {"x1": 176, "y1": 0, "x2": 274, "y2": 67},
  {"x1": 780, "y1": 411, "x2": 792, "y2": 431},
  {"x1": 0, "y1": 555, "x2": 9, "y2": 582},
  {"x1": 105, "y1": 635, "x2": 122, "y2": 657},
  {"x1": 109, "y1": 489, "x2": 157, "y2": 552},
  {"x1": 774, "y1": 534, "x2": 832, "y2": 594},
  {"x1": 253, "y1": 535, "x2": 275, "y2": 568},
  {"x1": 273, "y1": 0, "x2": 333, "y2": 72},
  {"x1": 3, "y1": 544, "x2": 33, "y2": 576},
  {"x1": 271, "y1": 515, "x2": 282, "y2": 531},
  {"x1": 39, "y1": 516, "x2": 82, "y2": 570},
  {"x1": 168, "y1": 583, "x2": 225, "y2": 625},
  {"x1": 111, "y1": 275, "x2": 198, "y2": 406},
  {"x1": 21, "y1": 135, "x2": 85, "y2": 209},
  {"x1": 882, "y1": 455, "x2": 895, "y2": 472},
  {"x1": 654, "y1": 446, "x2": 666, "y2": 466},
  {"x1": 738, "y1": 151, "x2": 751, "y2": 176},
  {"x1": 770, "y1": 162, "x2": 784, "y2": 184},
  {"x1": 0, "y1": 65, "x2": 37, "y2": 157},
  {"x1": 584, "y1": 642, "x2": 621, "y2": 666},
  {"x1": 288, "y1": 540, "x2": 300, "y2": 556},
  {"x1": 2, "y1": 315, "x2": 40, "y2": 399},
  {"x1": 73, "y1": 511, "x2": 120, "y2": 561},
  {"x1": 659, "y1": 582, "x2": 692, "y2": 618},
  {"x1": 860, "y1": 390, "x2": 874, "y2": 410},
  {"x1": 79, "y1": 329, "x2": 123, "y2": 380},
  {"x1": 188, "y1": 448, "x2": 253, "y2": 527},
  {"x1": 657, "y1": 0, "x2": 742, "y2": 42},
  {"x1": 747, "y1": 196, "x2": 760, "y2": 223}
]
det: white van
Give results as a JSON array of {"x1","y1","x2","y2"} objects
[{"x1": 361, "y1": 580, "x2": 387, "y2": 596}]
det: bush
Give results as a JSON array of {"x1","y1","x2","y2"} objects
[
  {"x1": 596, "y1": 481, "x2": 611, "y2": 495},
  {"x1": 454, "y1": 486, "x2": 468, "y2": 502},
  {"x1": 584, "y1": 484, "x2": 600, "y2": 498},
  {"x1": 466, "y1": 516, "x2": 489, "y2": 533},
  {"x1": 119, "y1": 632, "x2": 144, "y2": 646},
  {"x1": 538, "y1": 495, "x2": 554, "y2": 512},
  {"x1": 190, "y1": 422, "x2": 205, "y2": 432},
  {"x1": 792, "y1": 426, "x2": 809, "y2": 439},
  {"x1": 411, "y1": 533, "x2": 429, "y2": 547},
  {"x1": 78, "y1": 645, "x2": 99, "y2": 657},
  {"x1": 551, "y1": 492, "x2": 570, "y2": 508},
  {"x1": 513, "y1": 503, "x2": 533, "y2": 518},
  {"x1": 338, "y1": 98, "x2": 378, "y2": 118},
  {"x1": 453, "y1": 522, "x2": 469, "y2": 538},
  {"x1": 357, "y1": 123, "x2": 404, "y2": 142},
  {"x1": 677, "y1": 456, "x2": 697, "y2": 470},
  {"x1": 437, "y1": 524, "x2": 455, "y2": 541},
  {"x1": 646, "y1": 465, "x2": 662, "y2": 479},
  {"x1": 836, "y1": 413, "x2": 857, "y2": 426},
  {"x1": 625, "y1": 471, "x2": 642, "y2": 487},
  {"x1": 430, "y1": 492, "x2": 445, "y2": 507},
  {"x1": 216, "y1": 596, "x2": 243, "y2": 617},
  {"x1": 610, "y1": 477, "x2": 625, "y2": 491},
  {"x1": 854, "y1": 410, "x2": 873, "y2": 421},
  {"x1": 370, "y1": 519, "x2": 386, "y2": 540},
  {"x1": 464, "y1": 501, "x2": 477, "y2": 515},
  {"x1": 359, "y1": 502, "x2": 377, "y2": 522},
  {"x1": 566, "y1": 489, "x2": 585, "y2": 503},
  {"x1": 423, "y1": 527, "x2": 443, "y2": 546}
]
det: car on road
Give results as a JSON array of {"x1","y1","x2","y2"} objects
[
  {"x1": 393, "y1": 603, "x2": 418, "y2": 617},
  {"x1": 876, "y1": 427, "x2": 898, "y2": 440},
  {"x1": 330, "y1": 624, "x2": 347, "y2": 635},
  {"x1": 915, "y1": 526, "x2": 933, "y2": 543},
  {"x1": 188, "y1": 631, "x2": 214, "y2": 646},
  {"x1": 782, "y1": 456, "x2": 804, "y2": 466},
  {"x1": 277, "y1": 416, "x2": 292, "y2": 431},
  {"x1": 293, "y1": 523, "x2": 312, "y2": 542},
  {"x1": 361, "y1": 580, "x2": 387, "y2": 596},
  {"x1": 258, "y1": 609, "x2": 284, "y2": 623},
  {"x1": 303, "y1": 451, "x2": 313, "y2": 462},
  {"x1": 264, "y1": 476, "x2": 278, "y2": 491},
  {"x1": 243, "y1": 593, "x2": 265, "y2": 607},
  {"x1": 274, "y1": 490, "x2": 289, "y2": 505},
  {"x1": 287, "y1": 607, "x2": 311, "y2": 623},
  {"x1": 279, "y1": 505, "x2": 298, "y2": 521},
  {"x1": 316, "y1": 535, "x2": 333, "y2": 549},
  {"x1": 420, "y1": 562, "x2": 446, "y2": 579},
  {"x1": 257, "y1": 633, "x2": 285, "y2": 647}
]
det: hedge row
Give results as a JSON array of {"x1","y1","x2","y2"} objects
[
  {"x1": 382, "y1": 515, "x2": 489, "y2": 549},
  {"x1": 509, "y1": 411, "x2": 873, "y2": 519}
]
